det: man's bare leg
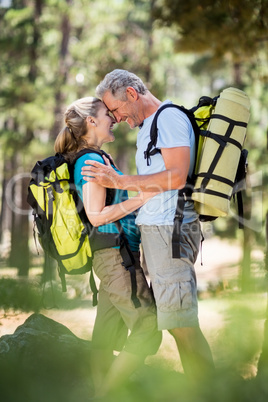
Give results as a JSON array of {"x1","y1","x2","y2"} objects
[{"x1": 169, "y1": 326, "x2": 215, "y2": 381}]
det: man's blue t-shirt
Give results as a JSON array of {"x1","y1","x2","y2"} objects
[{"x1": 74, "y1": 152, "x2": 140, "y2": 252}]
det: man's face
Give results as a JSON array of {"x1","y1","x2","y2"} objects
[{"x1": 102, "y1": 90, "x2": 140, "y2": 129}]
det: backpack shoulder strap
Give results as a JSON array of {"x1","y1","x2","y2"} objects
[
  {"x1": 144, "y1": 104, "x2": 200, "y2": 169},
  {"x1": 114, "y1": 220, "x2": 141, "y2": 308},
  {"x1": 71, "y1": 148, "x2": 115, "y2": 166},
  {"x1": 69, "y1": 148, "x2": 116, "y2": 206}
]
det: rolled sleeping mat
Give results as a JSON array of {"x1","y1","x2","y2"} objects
[{"x1": 192, "y1": 87, "x2": 250, "y2": 217}]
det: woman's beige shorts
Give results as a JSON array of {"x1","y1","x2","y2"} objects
[{"x1": 91, "y1": 248, "x2": 162, "y2": 357}]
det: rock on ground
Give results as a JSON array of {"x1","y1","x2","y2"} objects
[{"x1": 0, "y1": 313, "x2": 93, "y2": 402}]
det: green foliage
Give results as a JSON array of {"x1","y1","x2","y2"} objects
[
  {"x1": 215, "y1": 298, "x2": 264, "y2": 368},
  {"x1": 0, "y1": 277, "x2": 41, "y2": 312},
  {"x1": 153, "y1": 0, "x2": 268, "y2": 62}
]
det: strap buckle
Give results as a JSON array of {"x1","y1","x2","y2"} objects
[
  {"x1": 174, "y1": 213, "x2": 184, "y2": 221},
  {"x1": 47, "y1": 187, "x2": 54, "y2": 200}
]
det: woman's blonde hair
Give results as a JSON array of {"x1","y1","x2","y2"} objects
[{"x1": 54, "y1": 97, "x2": 102, "y2": 160}]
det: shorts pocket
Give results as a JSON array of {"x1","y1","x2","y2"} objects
[
  {"x1": 154, "y1": 269, "x2": 193, "y2": 312},
  {"x1": 156, "y1": 226, "x2": 169, "y2": 247}
]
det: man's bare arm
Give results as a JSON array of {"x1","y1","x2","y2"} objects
[{"x1": 81, "y1": 147, "x2": 190, "y2": 192}]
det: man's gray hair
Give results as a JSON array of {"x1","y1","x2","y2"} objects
[{"x1": 96, "y1": 69, "x2": 148, "y2": 101}]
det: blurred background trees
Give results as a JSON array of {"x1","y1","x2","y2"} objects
[{"x1": 0, "y1": 0, "x2": 267, "y2": 288}]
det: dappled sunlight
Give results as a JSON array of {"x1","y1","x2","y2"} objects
[{"x1": 1, "y1": 236, "x2": 267, "y2": 394}]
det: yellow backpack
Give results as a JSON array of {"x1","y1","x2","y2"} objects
[{"x1": 27, "y1": 149, "x2": 141, "y2": 308}]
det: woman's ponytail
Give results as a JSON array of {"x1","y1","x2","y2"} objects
[
  {"x1": 54, "y1": 96, "x2": 102, "y2": 158},
  {"x1": 54, "y1": 126, "x2": 77, "y2": 154}
]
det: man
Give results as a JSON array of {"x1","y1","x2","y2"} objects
[{"x1": 82, "y1": 69, "x2": 214, "y2": 380}]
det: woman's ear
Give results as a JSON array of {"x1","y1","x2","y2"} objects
[{"x1": 86, "y1": 116, "x2": 97, "y2": 126}]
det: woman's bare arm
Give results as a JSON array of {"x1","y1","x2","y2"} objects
[{"x1": 82, "y1": 181, "x2": 158, "y2": 227}]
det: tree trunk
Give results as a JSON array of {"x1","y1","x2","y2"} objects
[
  {"x1": 17, "y1": 176, "x2": 30, "y2": 276},
  {"x1": 241, "y1": 226, "x2": 252, "y2": 292},
  {"x1": 240, "y1": 188, "x2": 252, "y2": 292},
  {"x1": 50, "y1": 1, "x2": 71, "y2": 140},
  {"x1": 265, "y1": 210, "x2": 268, "y2": 273},
  {"x1": 8, "y1": 161, "x2": 30, "y2": 276},
  {"x1": 0, "y1": 166, "x2": 9, "y2": 244},
  {"x1": 9, "y1": 153, "x2": 19, "y2": 268},
  {"x1": 233, "y1": 61, "x2": 243, "y2": 88},
  {"x1": 115, "y1": 145, "x2": 130, "y2": 174}
]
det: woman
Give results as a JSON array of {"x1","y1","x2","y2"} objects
[{"x1": 54, "y1": 97, "x2": 162, "y2": 397}]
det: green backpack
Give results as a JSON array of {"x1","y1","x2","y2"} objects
[{"x1": 27, "y1": 148, "x2": 141, "y2": 307}]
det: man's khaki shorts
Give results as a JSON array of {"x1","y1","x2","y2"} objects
[{"x1": 140, "y1": 220, "x2": 201, "y2": 330}]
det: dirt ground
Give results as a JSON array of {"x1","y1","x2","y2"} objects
[{"x1": 0, "y1": 236, "x2": 266, "y2": 376}]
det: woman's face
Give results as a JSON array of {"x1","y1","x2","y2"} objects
[{"x1": 95, "y1": 102, "x2": 116, "y2": 144}]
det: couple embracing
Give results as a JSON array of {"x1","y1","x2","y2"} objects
[{"x1": 55, "y1": 69, "x2": 214, "y2": 398}]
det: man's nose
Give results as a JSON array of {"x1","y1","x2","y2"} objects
[{"x1": 115, "y1": 114, "x2": 121, "y2": 123}]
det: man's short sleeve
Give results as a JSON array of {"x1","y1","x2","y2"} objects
[{"x1": 156, "y1": 107, "x2": 192, "y2": 149}]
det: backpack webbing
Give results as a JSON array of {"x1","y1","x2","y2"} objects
[{"x1": 144, "y1": 102, "x2": 247, "y2": 259}]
